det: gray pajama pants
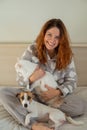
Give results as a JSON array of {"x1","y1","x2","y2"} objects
[{"x1": 0, "y1": 87, "x2": 85, "y2": 128}]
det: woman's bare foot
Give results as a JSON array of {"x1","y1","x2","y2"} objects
[{"x1": 32, "y1": 123, "x2": 54, "y2": 130}]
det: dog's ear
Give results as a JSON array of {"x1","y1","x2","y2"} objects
[
  {"x1": 16, "y1": 93, "x2": 20, "y2": 99},
  {"x1": 27, "y1": 91, "x2": 35, "y2": 99},
  {"x1": 31, "y1": 93, "x2": 35, "y2": 99}
]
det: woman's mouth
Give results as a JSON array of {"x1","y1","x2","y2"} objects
[{"x1": 47, "y1": 41, "x2": 55, "y2": 47}]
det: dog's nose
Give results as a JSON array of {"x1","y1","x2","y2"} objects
[{"x1": 24, "y1": 104, "x2": 28, "y2": 108}]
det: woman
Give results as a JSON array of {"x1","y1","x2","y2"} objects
[{"x1": 0, "y1": 19, "x2": 85, "y2": 130}]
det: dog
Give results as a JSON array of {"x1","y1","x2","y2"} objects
[{"x1": 16, "y1": 91, "x2": 84, "y2": 130}]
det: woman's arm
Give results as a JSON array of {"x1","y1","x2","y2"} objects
[
  {"x1": 29, "y1": 67, "x2": 45, "y2": 84},
  {"x1": 15, "y1": 43, "x2": 38, "y2": 87},
  {"x1": 41, "y1": 59, "x2": 77, "y2": 101},
  {"x1": 56, "y1": 59, "x2": 77, "y2": 97}
]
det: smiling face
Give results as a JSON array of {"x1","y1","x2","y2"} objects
[{"x1": 44, "y1": 27, "x2": 60, "y2": 54}]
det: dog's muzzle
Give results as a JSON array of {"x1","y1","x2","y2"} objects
[{"x1": 24, "y1": 103, "x2": 28, "y2": 108}]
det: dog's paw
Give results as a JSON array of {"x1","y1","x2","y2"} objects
[{"x1": 25, "y1": 116, "x2": 30, "y2": 126}]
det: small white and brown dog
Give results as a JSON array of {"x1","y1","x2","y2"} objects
[{"x1": 16, "y1": 91, "x2": 84, "y2": 130}]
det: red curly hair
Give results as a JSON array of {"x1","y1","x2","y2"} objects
[{"x1": 35, "y1": 19, "x2": 73, "y2": 70}]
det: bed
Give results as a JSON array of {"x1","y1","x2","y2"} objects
[{"x1": 0, "y1": 43, "x2": 87, "y2": 130}]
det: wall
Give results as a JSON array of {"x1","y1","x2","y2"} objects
[{"x1": 0, "y1": 0, "x2": 87, "y2": 43}]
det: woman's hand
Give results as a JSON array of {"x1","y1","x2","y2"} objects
[
  {"x1": 41, "y1": 85, "x2": 62, "y2": 101},
  {"x1": 29, "y1": 67, "x2": 45, "y2": 84}
]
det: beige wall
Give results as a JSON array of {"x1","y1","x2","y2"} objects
[
  {"x1": 0, "y1": 43, "x2": 28, "y2": 86},
  {"x1": 0, "y1": 43, "x2": 87, "y2": 87},
  {"x1": 72, "y1": 44, "x2": 87, "y2": 86}
]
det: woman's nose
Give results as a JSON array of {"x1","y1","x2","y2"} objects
[{"x1": 50, "y1": 36, "x2": 55, "y2": 42}]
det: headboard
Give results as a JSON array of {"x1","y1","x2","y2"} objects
[{"x1": 0, "y1": 43, "x2": 87, "y2": 87}]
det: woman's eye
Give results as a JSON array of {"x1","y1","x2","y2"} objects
[{"x1": 47, "y1": 33, "x2": 51, "y2": 37}]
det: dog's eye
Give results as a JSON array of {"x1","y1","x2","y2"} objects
[
  {"x1": 21, "y1": 96, "x2": 24, "y2": 100},
  {"x1": 27, "y1": 96, "x2": 31, "y2": 100}
]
